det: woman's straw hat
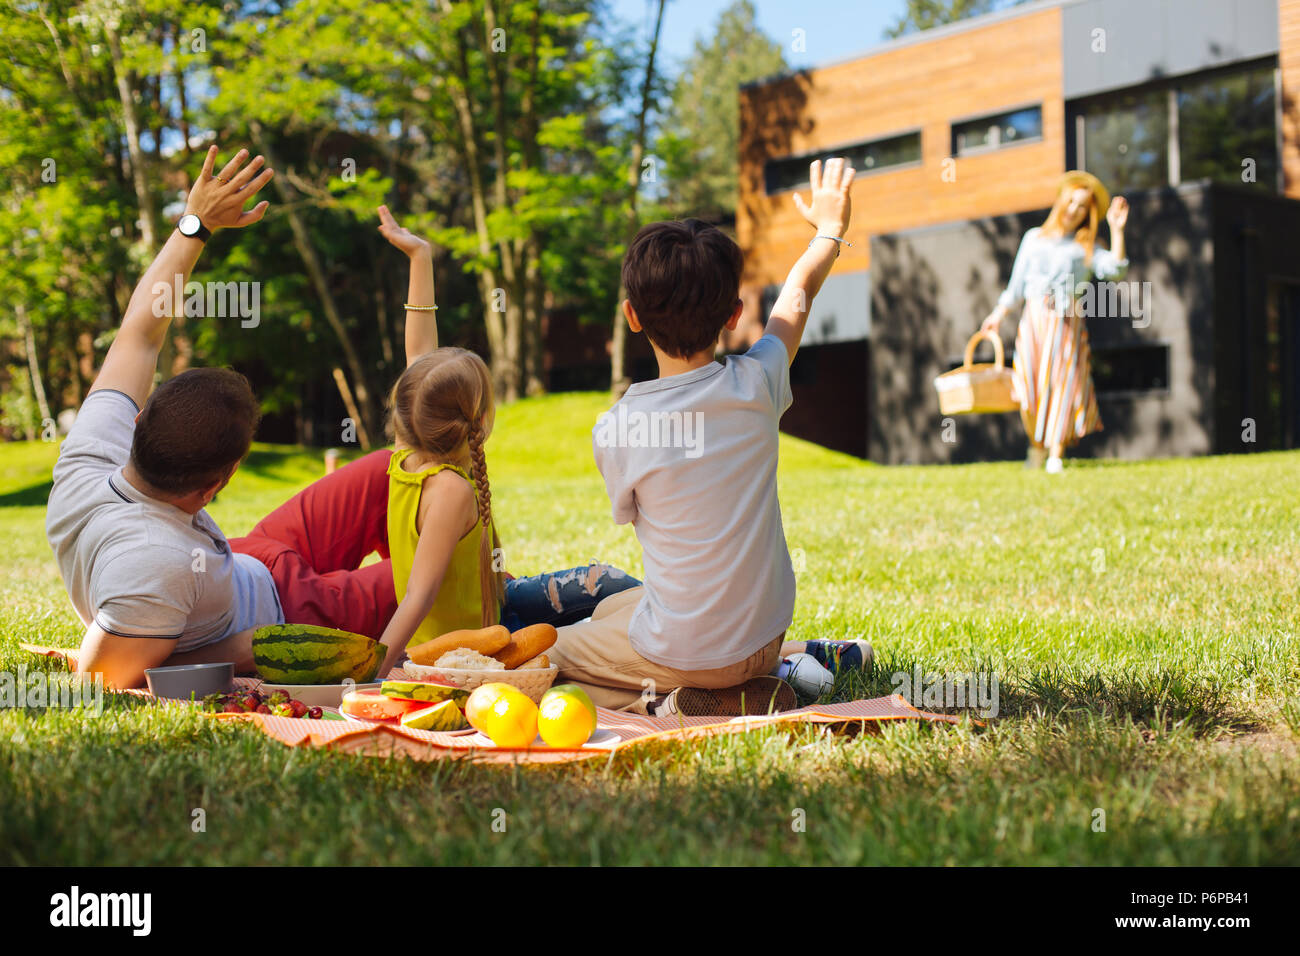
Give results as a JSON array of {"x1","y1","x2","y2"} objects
[{"x1": 1057, "y1": 170, "x2": 1110, "y2": 219}]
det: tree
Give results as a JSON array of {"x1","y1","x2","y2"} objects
[
  {"x1": 884, "y1": 0, "x2": 1029, "y2": 39},
  {"x1": 608, "y1": 0, "x2": 669, "y2": 395},
  {"x1": 660, "y1": 0, "x2": 786, "y2": 223}
]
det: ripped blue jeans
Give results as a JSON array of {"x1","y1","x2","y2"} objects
[{"x1": 500, "y1": 563, "x2": 640, "y2": 632}]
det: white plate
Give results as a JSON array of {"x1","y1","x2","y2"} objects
[
  {"x1": 463, "y1": 727, "x2": 620, "y2": 750},
  {"x1": 256, "y1": 681, "x2": 380, "y2": 709}
]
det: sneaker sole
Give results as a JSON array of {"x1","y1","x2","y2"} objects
[{"x1": 673, "y1": 676, "x2": 798, "y2": 717}]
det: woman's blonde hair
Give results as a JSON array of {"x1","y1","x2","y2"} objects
[
  {"x1": 1040, "y1": 182, "x2": 1101, "y2": 266},
  {"x1": 389, "y1": 348, "x2": 504, "y2": 626}
]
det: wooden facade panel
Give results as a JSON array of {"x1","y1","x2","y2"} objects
[
  {"x1": 738, "y1": 6, "x2": 1068, "y2": 293},
  {"x1": 1282, "y1": 0, "x2": 1300, "y2": 198}
]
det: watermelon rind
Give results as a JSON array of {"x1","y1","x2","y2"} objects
[
  {"x1": 380, "y1": 680, "x2": 470, "y2": 704},
  {"x1": 252, "y1": 624, "x2": 384, "y2": 685}
]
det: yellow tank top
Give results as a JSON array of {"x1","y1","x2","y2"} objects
[{"x1": 386, "y1": 448, "x2": 498, "y2": 649}]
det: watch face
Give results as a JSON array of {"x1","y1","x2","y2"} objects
[{"x1": 178, "y1": 214, "x2": 200, "y2": 236}]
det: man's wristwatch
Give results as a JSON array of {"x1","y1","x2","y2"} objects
[{"x1": 177, "y1": 213, "x2": 211, "y2": 243}]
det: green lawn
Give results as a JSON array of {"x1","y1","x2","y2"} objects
[{"x1": 2, "y1": 392, "x2": 1298, "y2": 865}]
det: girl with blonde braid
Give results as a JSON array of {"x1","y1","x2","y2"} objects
[{"x1": 374, "y1": 206, "x2": 636, "y2": 674}]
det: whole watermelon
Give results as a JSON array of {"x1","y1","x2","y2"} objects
[{"x1": 252, "y1": 624, "x2": 384, "y2": 684}]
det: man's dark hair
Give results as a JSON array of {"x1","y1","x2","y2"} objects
[
  {"x1": 621, "y1": 219, "x2": 744, "y2": 358},
  {"x1": 130, "y1": 367, "x2": 260, "y2": 495}
]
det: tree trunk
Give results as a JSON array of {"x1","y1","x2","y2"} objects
[
  {"x1": 17, "y1": 304, "x2": 52, "y2": 427},
  {"x1": 436, "y1": 1, "x2": 509, "y2": 397},
  {"x1": 519, "y1": 1, "x2": 546, "y2": 396},
  {"x1": 252, "y1": 125, "x2": 379, "y2": 447},
  {"x1": 610, "y1": 0, "x2": 668, "y2": 395},
  {"x1": 105, "y1": 20, "x2": 192, "y2": 380}
]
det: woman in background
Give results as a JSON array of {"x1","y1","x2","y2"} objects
[{"x1": 981, "y1": 171, "x2": 1130, "y2": 473}]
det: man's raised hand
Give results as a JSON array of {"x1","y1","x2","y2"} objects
[{"x1": 184, "y1": 146, "x2": 273, "y2": 231}]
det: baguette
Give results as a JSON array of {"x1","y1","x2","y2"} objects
[
  {"x1": 407, "y1": 625, "x2": 510, "y2": 667},
  {"x1": 517, "y1": 653, "x2": 550, "y2": 670},
  {"x1": 492, "y1": 623, "x2": 558, "y2": 669}
]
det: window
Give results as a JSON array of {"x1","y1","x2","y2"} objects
[
  {"x1": 1178, "y1": 65, "x2": 1277, "y2": 191},
  {"x1": 951, "y1": 106, "x2": 1042, "y2": 156},
  {"x1": 1090, "y1": 344, "x2": 1170, "y2": 396},
  {"x1": 764, "y1": 130, "x2": 921, "y2": 194},
  {"x1": 1068, "y1": 61, "x2": 1279, "y2": 193},
  {"x1": 1077, "y1": 89, "x2": 1169, "y2": 191}
]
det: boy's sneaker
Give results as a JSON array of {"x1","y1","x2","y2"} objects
[
  {"x1": 803, "y1": 639, "x2": 873, "y2": 675},
  {"x1": 654, "y1": 676, "x2": 798, "y2": 718},
  {"x1": 774, "y1": 653, "x2": 835, "y2": 697}
]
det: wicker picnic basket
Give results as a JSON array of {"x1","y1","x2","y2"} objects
[
  {"x1": 400, "y1": 659, "x2": 559, "y2": 704},
  {"x1": 933, "y1": 330, "x2": 1019, "y2": 415}
]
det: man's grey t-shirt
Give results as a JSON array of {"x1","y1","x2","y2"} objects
[
  {"x1": 592, "y1": 334, "x2": 795, "y2": 670},
  {"x1": 45, "y1": 389, "x2": 283, "y2": 651}
]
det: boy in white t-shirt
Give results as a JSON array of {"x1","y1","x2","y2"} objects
[{"x1": 549, "y1": 158, "x2": 870, "y2": 716}]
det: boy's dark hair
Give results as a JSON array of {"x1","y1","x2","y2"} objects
[
  {"x1": 130, "y1": 367, "x2": 260, "y2": 495},
  {"x1": 621, "y1": 219, "x2": 744, "y2": 358}
]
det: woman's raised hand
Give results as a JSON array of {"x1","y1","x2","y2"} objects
[
  {"x1": 980, "y1": 310, "x2": 1004, "y2": 335},
  {"x1": 1106, "y1": 195, "x2": 1129, "y2": 233},
  {"x1": 377, "y1": 204, "x2": 431, "y2": 259}
]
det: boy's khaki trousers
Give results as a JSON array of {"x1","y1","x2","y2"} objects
[{"x1": 549, "y1": 586, "x2": 783, "y2": 714}]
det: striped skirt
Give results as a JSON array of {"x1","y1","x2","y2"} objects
[{"x1": 1012, "y1": 296, "x2": 1102, "y2": 450}]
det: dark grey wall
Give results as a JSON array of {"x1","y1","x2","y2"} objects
[
  {"x1": 868, "y1": 181, "x2": 1219, "y2": 464},
  {"x1": 1209, "y1": 184, "x2": 1300, "y2": 452},
  {"x1": 1062, "y1": 0, "x2": 1280, "y2": 99}
]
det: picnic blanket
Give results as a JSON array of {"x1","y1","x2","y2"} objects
[{"x1": 21, "y1": 644, "x2": 960, "y2": 765}]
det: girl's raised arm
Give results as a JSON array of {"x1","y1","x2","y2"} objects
[{"x1": 377, "y1": 204, "x2": 438, "y2": 364}]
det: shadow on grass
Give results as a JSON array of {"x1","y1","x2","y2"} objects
[
  {"x1": 834, "y1": 649, "x2": 1255, "y2": 736},
  {"x1": 0, "y1": 480, "x2": 53, "y2": 507}
]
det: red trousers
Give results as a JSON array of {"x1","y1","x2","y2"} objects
[{"x1": 230, "y1": 450, "x2": 398, "y2": 639}]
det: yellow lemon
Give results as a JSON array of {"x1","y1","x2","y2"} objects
[
  {"x1": 480, "y1": 691, "x2": 538, "y2": 748},
  {"x1": 464, "y1": 682, "x2": 515, "y2": 731},
  {"x1": 537, "y1": 686, "x2": 597, "y2": 748}
]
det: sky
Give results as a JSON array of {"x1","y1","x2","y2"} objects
[{"x1": 607, "y1": 0, "x2": 909, "y2": 75}]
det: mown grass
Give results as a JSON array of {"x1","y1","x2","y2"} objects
[{"x1": 2, "y1": 392, "x2": 1298, "y2": 865}]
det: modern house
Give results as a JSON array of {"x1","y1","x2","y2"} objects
[{"x1": 735, "y1": 0, "x2": 1300, "y2": 461}]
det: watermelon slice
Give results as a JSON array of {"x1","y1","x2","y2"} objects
[
  {"x1": 380, "y1": 680, "x2": 470, "y2": 705},
  {"x1": 400, "y1": 699, "x2": 468, "y2": 732}
]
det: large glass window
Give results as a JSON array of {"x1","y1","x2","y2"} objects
[
  {"x1": 764, "y1": 130, "x2": 921, "y2": 194},
  {"x1": 1069, "y1": 61, "x2": 1278, "y2": 193},
  {"x1": 1178, "y1": 66, "x2": 1277, "y2": 190},
  {"x1": 1079, "y1": 89, "x2": 1169, "y2": 191},
  {"x1": 951, "y1": 106, "x2": 1043, "y2": 156}
]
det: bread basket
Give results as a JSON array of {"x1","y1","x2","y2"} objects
[{"x1": 400, "y1": 659, "x2": 559, "y2": 704}]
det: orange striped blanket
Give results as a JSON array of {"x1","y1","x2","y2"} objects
[{"x1": 20, "y1": 644, "x2": 959, "y2": 765}]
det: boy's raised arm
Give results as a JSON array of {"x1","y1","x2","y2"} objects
[
  {"x1": 91, "y1": 146, "x2": 273, "y2": 408},
  {"x1": 765, "y1": 158, "x2": 855, "y2": 365},
  {"x1": 377, "y1": 205, "x2": 438, "y2": 365}
]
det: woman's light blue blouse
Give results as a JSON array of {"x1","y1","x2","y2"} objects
[{"x1": 997, "y1": 227, "x2": 1129, "y2": 312}]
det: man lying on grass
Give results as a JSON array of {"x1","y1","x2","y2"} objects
[{"x1": 46, "y1": 145, "x2": 408, "y2": 690}]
